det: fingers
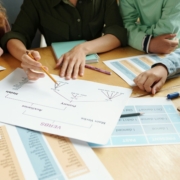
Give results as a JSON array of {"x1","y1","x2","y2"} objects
[
  {"x1": 134, "y1": 66, "x2": 167, "y2": 94},
  {"x1": 57, "y1": 54, "x2": 85, "y2": 80},
  {"x1": 151, "y1": 79, "x2": 165, "y2": 95},
  {"x1": 54, "y1": 56, "x2": 63, "y2": 69},
  {"x1": 170, "y1": 39, "x2": 179, "y2": 48},
  {"x1": 21, "y1": 51, "x2": 42, "y2": 71},
  {"x1": 134, "y1": 73, "x2": 154, "y2": 93},
  {"x1": 134, "y1": 74, "x2": 147, "y2": 91},
  {"x1": 22, "y1": 50, "x2": 44, "y2": 80},
  {"x1": 24, "y1": 68, "x2": 45, "y2": 80},
  {"x1": 79, "y1": 62, "x2": 85, "y2": 77},
  {"x1": 60, "y1": 57, "x2": 70, "y2": 79},
  {"x1": 30, "y1": 51, "x2": 41, "y2": 61},
  {"x1": 163, "y1": 33, "x2": 176, "y2": 39}
]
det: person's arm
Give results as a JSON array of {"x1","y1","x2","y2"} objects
[
  {"x1": 7, "y1": 39, "x2": 45, "y2": 80},
  {"x1": 1, "y1": 0, "x2": 45, "y2": 80},
  {"x1": 56, "y1": 0, "x2": 127, "y2": 79},
  {"x1": 134, "y1": 49, "x2": 180, "y2": 94},
  {"x1": 120, "y1": 0, "x2": 180, "y2": 52},
  {"x1": 56, "y1": 34, "x2": 120, "y2": 79},
  {"x1": 0, "y1": 10, "x2": 10, "y2": 56},
  {"x1": 1, "y1": 0, "x2": 40, "y2": 50},
  {"x1": 119, "y1": 0, "x2": 146, "y2": 51}
]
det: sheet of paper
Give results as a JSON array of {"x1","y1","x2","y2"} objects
[
  {"x1": 0, "y1": 68, "x2": 132, "y2": 144},
  {"x1": 104, "y1": 48, "x2": 180, "y2": 86},
  {"x1": 89, "y1": 97, "x2": 180, "y2": 148},
  {"x1": 0, "y1": 66, "x2": 6, "y2": 71},
  {"x1": 0, "y1": 123, "x2": 113, "y2": 180}
]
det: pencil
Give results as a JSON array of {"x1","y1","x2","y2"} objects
[
  {"x1": 120, "y1": 112, "x2": 144, "y2": 118},
  {"x1": 26, "y1": 51, "x2": 58, "y2": 87},
  {"x1": 85, "y1": 64, "x2": 111, "y2": 75}
]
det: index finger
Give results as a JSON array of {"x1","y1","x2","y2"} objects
[
  {"x1": 30, "y1": 51, "x2": 41, "y2": 61},
  {"x1": 22, "y1": 53, "x2": 42, "y2": 67}
]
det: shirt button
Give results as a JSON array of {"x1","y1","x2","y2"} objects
[{"x1": 77, "y1": 19, "x2": 81, "y2": 22}]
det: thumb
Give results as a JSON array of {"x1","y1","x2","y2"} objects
[
  {"x1": 54, "y1": 56, "x2": 63, "y2": 69},
  {"x1": 151, "y1": 79, "x2": 164, "y2": 95}
]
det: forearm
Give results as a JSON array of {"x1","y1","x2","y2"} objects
[
  {"x1": 152, "y1": 49, "x2": 180, "y2": 78},
  {"x1": 80, "y1": 34, "x2": 120, "y2": 55},
  {"x1": 7, "y1": 39, "x2": 27, "y2": 61}
]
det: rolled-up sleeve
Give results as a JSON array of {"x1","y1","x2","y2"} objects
[
  {"x1": 152, "y1": 49, "x2": 180, "y2": 78},
  {"x1": 104, "y1": 0, "x2": 128, "y2": 47}
]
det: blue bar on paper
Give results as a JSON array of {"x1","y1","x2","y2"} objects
[
  {"x1": 112, "y1": 125, "x2": 144, "y2": 136},
  {"x1": 148, "y1": 55, "x2": 162, "y2": 62},
  {"x1": 130, "y1": 58, "x2": 150, "y2": 70},
  {"x1": 111, "y1": 62, "x2": 136, "y2": 80},
  {"x1": 140, "y1": 114, "x2": 170, "y2": 124},
  {"x1": 168, "y1": 114, "x2": 180, "y2": 123},
  {"x1": 118, "y1": 116, "x2": 140, "y2": 125},
  {"x1": 16, "y1": 127, "x2": 65, "y2": 180},
  {"x1": 173, "y1": 123, "x2": 180, "y2": 133},
  {"x1": 143, "y1": 124, "x2": 176, "y2": 134},
  {"x1": 147, "y1": 134, "x2": 180, "y2": 144},
  {"x1": 122, "y1": 106, "x2": 136, "y2": 113},
  {"x1": 111, "y1": 135, "x2": 147, "y2": 146},
  {"x1": 135, "y1": 105, "x2": 165, "y2": 113},
  {"x1": 163, "y1": 105, "x2": 177, "y2": 113}
]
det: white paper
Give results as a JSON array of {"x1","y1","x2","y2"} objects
[
  {"x1": 89, "y1": 97, "x2": 180, "y2": 148},
  {"x1": 0, "y1": 68, "x2": 132, "y2": 144},
  {"x1": 0, "y1": 66, "x2": 6, "y2": 71},
  {"x1": 0, "y1": 123, "x2": 113, "y2": 180},
  {"x1": 104, "y1": 48, "x2": 180, "y2": 86}
]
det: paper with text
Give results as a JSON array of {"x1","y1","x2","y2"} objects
[
  {"x1": 0, "y1": 68, "x2": 132, "y2": 144},
  {"x1": 0, "y1": 123, "x2": 113, "y2": 180},
  {"x1": 89, "y1": 98, "x2": 180, "y2": 148},
  {"x1": 104, "y1": 48, "x2": 180, "y2": 86}
]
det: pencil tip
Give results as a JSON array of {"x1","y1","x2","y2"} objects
[{"x1": 54, "y1": 83, "x2": 58, "y2": 89}]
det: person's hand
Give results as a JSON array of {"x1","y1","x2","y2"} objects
[
  {"x1": 21, "y1": 50, "x2": 46, "y2": 80},
  {"x1": 149, "y1": 34, "x2": 179, "y2": 54},
  {"x1": 55, "y1": 44, "x2": 86, "y2": 80},
  {"x1": 133, "y1": 64, "x2": 168, "y2": 94},
  {"x1": 0, "y1": 47, "x2": 3, "y2": 56}
]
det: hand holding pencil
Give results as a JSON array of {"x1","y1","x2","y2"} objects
[
  {"x1": 25, "y1": 51, "x2": 58, "y2": 86},
  {"x1": 21, "y1": 50, "x2": 58, "y2": 86}
]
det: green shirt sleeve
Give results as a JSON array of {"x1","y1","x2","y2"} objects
[
  {"x1": 119, "y1": 0, "x2": 146, "y2": 51},
  {"x1": 103, "y1": 0, "x2": 127, "y2": 47},
  {"x1": 120, "y1": 0, "x2": 180, "y2": 51}
]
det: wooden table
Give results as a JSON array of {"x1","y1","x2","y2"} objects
[{"x1": 1, "y1": 46, "x2": 180, "y2": 180}]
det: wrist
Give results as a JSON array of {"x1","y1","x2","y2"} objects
[
  {"x1": 153, "y1": 63, "x2": 168, "y2": 76},
  {"x1": 76, "y1": 43, "x2": 90, "y2": 55},
  {"x1": 143, "y1": 35, "x2": 153, "y2": 53}
]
